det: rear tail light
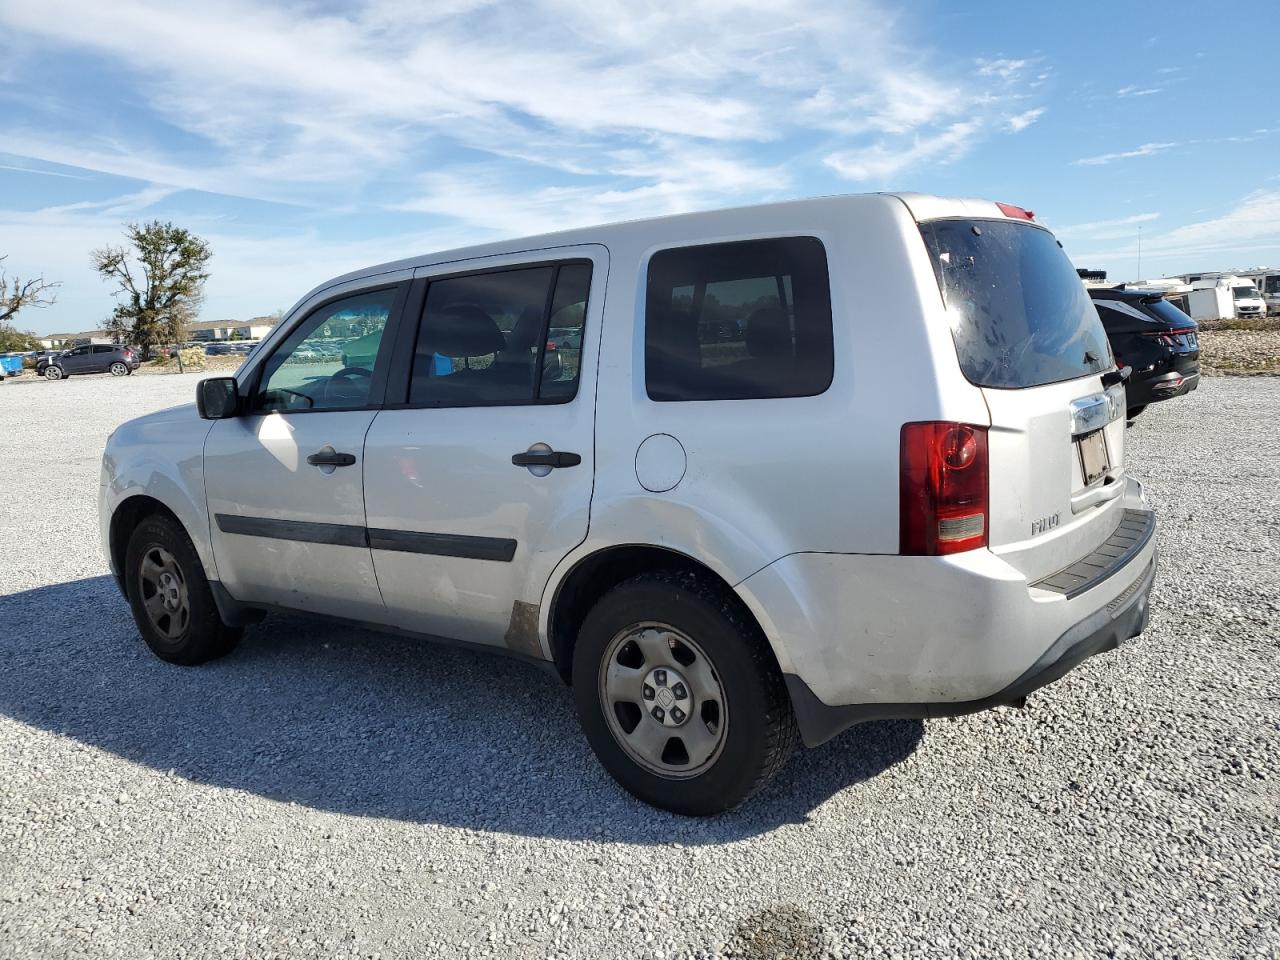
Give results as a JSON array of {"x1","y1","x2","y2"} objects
[
  {"x1": 546, "y1": 340, "x2": 557, "y2": 352},
  {"x1": 1142, "y1": 329, "x2": 1193, "y2": 347},
  {"x1": 900, "y1": 422, "x2": 989, "y2": 556}
]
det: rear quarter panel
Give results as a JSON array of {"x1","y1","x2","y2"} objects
[{"x1": 541, "y1": 194, "x2": 989, "y2": 652}]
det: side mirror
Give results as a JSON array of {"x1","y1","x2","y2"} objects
[{"x1": 197, "y1": 377, "x2": 241, "y2": 420}]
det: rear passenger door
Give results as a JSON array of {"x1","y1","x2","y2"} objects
[
  {"x1": 362, "y1": 247, "x2": 606, "y2": 652},
  {"x1": 89, "y1": 344, "x2": 115, "y2": 371}
]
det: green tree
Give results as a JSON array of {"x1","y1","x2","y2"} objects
[
  {"x1": 1, "y1": 255, "x2": 59, "y2": 350},
  {"x1": 0, "y1": 324, "x2": 41, "y2": 352},
  {"x1": 92, "y1": 221, "x2": 212, "y2": 358}
]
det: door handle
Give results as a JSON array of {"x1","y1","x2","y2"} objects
[
  {"x1": 511, "y1": 450, "x2": 581, "y2": 469},
  {"x1": 307, "y1": 451, "x2": 357, "y2": 467}
]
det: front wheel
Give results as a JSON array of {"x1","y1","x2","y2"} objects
[
  {"x1": 44, "y1": 365, "x2": 63, "y2": 381},
  {"x1": 110, "y1": 361, "x2": 129, "y2": 377},
  {"x1": 125, "y1": 514, "x2": 242, "y2": 664},
  {"x1": 573, "y1": 571, "x2": 797, "y2": 816}
]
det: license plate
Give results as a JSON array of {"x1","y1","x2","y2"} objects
[{"x1": 1077, "y1": 429, "x2": 1110, "y2": 485}]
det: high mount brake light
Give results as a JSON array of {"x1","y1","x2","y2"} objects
[
  {"x1": 996, "y1": 202, "x2": 1036, "y2": 221},
  {"x1": 900, "y1": 422, "x2": 989, "y2": 556}
]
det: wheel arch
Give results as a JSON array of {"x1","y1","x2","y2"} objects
[
  {"x1": 545, "y1": 543, "x2": 790, "y2": 685},
  {"x1": 108, "y1": 495, "x2": 185, "y2": 591}
]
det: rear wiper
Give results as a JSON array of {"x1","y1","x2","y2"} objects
[{"x1": 1102, "y1": 365, "x2": 1131, "y2": 387}]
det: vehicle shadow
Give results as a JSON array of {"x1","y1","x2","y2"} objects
[{"x1": 0, "y1": 576, "x2": 923, "y2": 844}]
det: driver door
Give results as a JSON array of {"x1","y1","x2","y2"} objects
[
  {"x1": 203, "y1": 280, "x2": 407, "y2": 623},
  {"x1": 61, "y1": 345, "x2": 91, "y2": 372}
]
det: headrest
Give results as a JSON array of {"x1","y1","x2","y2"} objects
[
  {"x1": 425, "y1": 304, "x2": 505, "y2": 358},
  {"x1": 745, "y1": 306, "x2": 792, "y2": 359},
  {"x1": 505, "y1": 306, "x2": 544, "y2": 352}
]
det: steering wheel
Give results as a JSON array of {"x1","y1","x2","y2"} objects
[
  {"x1": 322, "y1": 366, "x2": 373, "y2": 404},
  {"x1": 331, "y1": 366, "x2": 373, "y2": 381}
]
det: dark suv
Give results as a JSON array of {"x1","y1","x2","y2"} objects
[
  {"x1": 38, "y1": 344, "x2": 140, "y2": 381},
  {"x1": 1089, "y1": 287, "x2": 1200, "y2": 419}
]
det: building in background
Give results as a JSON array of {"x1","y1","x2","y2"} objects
[{"x1": 37, "y1": 315, "x2": 279, "y2": 349}]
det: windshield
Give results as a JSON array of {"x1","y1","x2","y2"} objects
[
  {"x1": 1232, "y1": 285, "x2": 1258, "y2": 300},
  {"x1": 919, "y1": 219, "x2": 1111, "y2": 389}
]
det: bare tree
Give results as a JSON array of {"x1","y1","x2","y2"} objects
[
  {"x1": 0, "y1": 255, "x2": 60, "y2": 326},
  {"x1": 93, "y1": 221, "x2": 212, "y2": 358}
]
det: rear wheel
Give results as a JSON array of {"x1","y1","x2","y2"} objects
[
  {"x1": 125, "y1": 514, "x2": 241, "y2": 664},
  {"x1": 44, "y1": 365, "x2": 63, "y2": 381},
  {"x1": 573, "y1": 571, "x2": 797, "y2": 816},
  {"x1": 109, "y1": 361, "x2": 129, "y2": 377}
]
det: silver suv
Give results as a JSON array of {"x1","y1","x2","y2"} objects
[{"x1": 100, "y1": 193, "x2": 1157, "y2": 815}]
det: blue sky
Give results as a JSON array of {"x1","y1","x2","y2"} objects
[{"x1": 0, "y1": 0, "x2": 1276, "y2": 335}]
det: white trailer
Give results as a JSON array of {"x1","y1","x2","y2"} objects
[{"x1": 1181, "y1": 274, "x2": 1267, "y2": 319}]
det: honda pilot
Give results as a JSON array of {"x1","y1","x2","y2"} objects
[{"x1": 99, "y1": 193, "x2": 1157, "y2": 815}]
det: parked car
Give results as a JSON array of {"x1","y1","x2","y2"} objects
[
  {"x1": 204, "y1": 343, "x2": 234, "y2": 356},
  {"x1": 38, "y1": 344, "x2": 139, "y2": 380},
  {"x1": 1089, "y1": 287, "x2": 1200, "y2": 418},
  {"x1": 100, "y1": 193, "x2": 1156, "y2": 815}
]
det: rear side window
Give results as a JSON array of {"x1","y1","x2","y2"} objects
[
  {"x1": 409, "y1": 261, "x2": 591, "y2": 407},
  {"x1": 92, "y1": 344, "x2": 114, "y2": 353},
  {"x1": 920, "y1": 220, "x2": 1112, "y2": 389},
  {"x1": 645, "y1": 237, "x2": 833, "y2": 401}
]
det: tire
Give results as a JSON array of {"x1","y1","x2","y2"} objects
[
  {"x1": 572, "y1": 570, "x2": 798, "y2": 816},
  {"x1": 124, "y1": 514, "x2": 242, "y2": 665},
  {"x1": 44, "y1": 365, "x2": 63, "y2": 381},
  {"x1": 1127, "y1": 405, "x2": 1147, "y2": 420},
  {"x1": 110, "y1": 361, "x2": 128, "y2": 377}
]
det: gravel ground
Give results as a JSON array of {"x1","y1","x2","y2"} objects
[
  {"x1": 1, "y1": 372, "x2": 1277, "y2": 960},
  {"x1": 1197, "y1": 329, "x2": 1280, "y2": 374}
]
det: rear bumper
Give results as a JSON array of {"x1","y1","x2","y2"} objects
[
  {"x1": 783, "y1": 552, "x2": 1155, "y2": 745},
  {"x1": 737, "y1": 476, "x2": 1157, "y2": 747},
  {"x1": 1129, "y1": 367, "x2": 1199, "y2": 407}
]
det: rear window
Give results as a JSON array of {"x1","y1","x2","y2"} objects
[
  {"x1": 919, "y1": 219, "x2": 1111, "y2": 389},
  {"x1": 1145, "y1": 298, "x2": 1195, "y2": 326}
]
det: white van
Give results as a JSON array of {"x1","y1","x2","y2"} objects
[
  {"x1": 1183, "y1": 275, "x2": 1266, "y2": 320},
  {"x1": 99, "y1": 194, "x2": 1157, "y2": 815}
]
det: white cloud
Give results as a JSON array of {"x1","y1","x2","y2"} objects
[
  {"x1": 1116, "y1": 85, "x2": 1162, "y2": 98},
  {"x1": 823, "y1": 121, "x2": 980, "y2": 181},
  {"x1": 975, "y1": 58, "x2": 1028, "y2": 79},
  {"x1": 1005, "y1": 108, "x2": 1045, "y2": 132},
  {"x1": 1073, "y1": 142, "x2": 1179, "y2": 166},
  {"x1": 0, "y1": 0, "x2": 1047, "y2": 198},
  {"x1": 1069, "y1": 191, "x2": 1280, "y2": 269},
  {"x1": 1051, "y1": 212, "x2": 1160, "y2": 242}
]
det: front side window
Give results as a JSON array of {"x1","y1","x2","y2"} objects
[
  {"x1": 255, "y1": 287, "x2": 396, "y2": 412},
  {"x1": 645, "y1": 237, "x2": 834, "y2": 401},
  {"x1": 409, "y1": 261, "x2": 591, "y2": 406}
]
